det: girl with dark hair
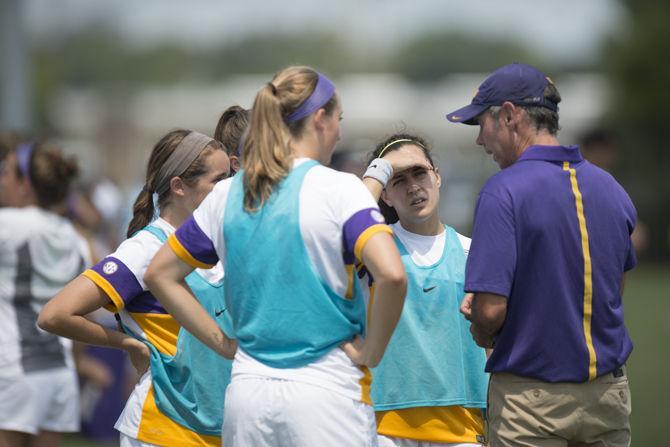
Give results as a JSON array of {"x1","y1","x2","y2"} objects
[
  {"x1": 0, "y1": 141, "x2": 87, "y2": 447},
  {"x1": 145, "y1": 66, "x2": 407, "y2": 447},
  {"x1": 39, "y1": 130, "x2": 231, "y2": 447},
  {"x1": 362, "y1": 134, "x2": 488, "y2": 447},
  {"x1": 214, "y1": 105, "x2": 249, "y2": 175}
]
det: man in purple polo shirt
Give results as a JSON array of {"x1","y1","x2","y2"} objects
[{"x1": 447, "y1": 63, "x2": 636, "y2": 446}]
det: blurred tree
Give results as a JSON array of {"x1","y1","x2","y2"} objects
[
  {"x1": 31, "y1": 29, "x2": 369, "y2": 128},
  {"x1": 604, "y1": 0, "x2": 670, "y2": 260},
  {"x1": 32, "y1": 27, "x2": 198, "y2": 129},
  {"x1": 210, "y1": 33, "x2": 364, "y2": 76},
  {"x1": 392, "y1": 32, "x2": 540, "y2": 83}
]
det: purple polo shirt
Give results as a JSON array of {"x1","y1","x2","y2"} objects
[{"x1": 466, "y1": 145, "x2": 636, "y2": 382}]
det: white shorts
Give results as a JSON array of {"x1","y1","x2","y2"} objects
[
  {"x1": 0, "y1": 367, "x2": 79, "y2": 435},
  {"x1": 378, "y1": 435, "x2": 483, "y2": 447},
  {"x1": 223, "y1": 376, "x2": 378, "y2": 447},
  {"x1": 114, "y1": 370, "x2": 151, "y2": 439},
  {"x1": 119, "y1": 433, "x2": 162, "y2": 447}
]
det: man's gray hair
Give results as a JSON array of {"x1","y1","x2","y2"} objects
[{"x1": 487, "y1": 84, "x2": 562, "y2": 135}]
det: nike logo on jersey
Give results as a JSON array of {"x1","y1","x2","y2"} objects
[
  {"x1": 423, "y1": 286, "x2": 437, "y2": 293},
  {"x1": 370, "y1": 164, "x2": 377, "y2": 169},
  {"x1": 215, "y1": 308, "x2": 227, "y2": 317}
]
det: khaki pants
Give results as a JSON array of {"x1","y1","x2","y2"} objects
[{"x1": 487, "y1": 370, "x2": 631, "y2": 447}]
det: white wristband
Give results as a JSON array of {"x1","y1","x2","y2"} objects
[{"x1": 363, "y1": 158, "x2": 393, "y2": 187}]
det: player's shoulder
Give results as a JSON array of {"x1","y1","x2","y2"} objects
[
  {"x1": 456, "y1": 232, "x2": 471, "y2": 255},
  {"x1": 0, "y1": 207, "x2": 70, "y2": 244},
  {"x1": 213, "y1": 176, "x2": 235, "y2": 193},
  {"x1": 0, "y1": 206, "x2": 40, "y2": 227},
  {"x1": 112, "y1": 225, "x2": 163, "y2": 264},
  {"x1": 309, "y1": 163, "x2": 359, "y2": 182},
  {"x1": 201, "y1": 176, "x2": 235, "y2": 210},
  {"x1": 305, "y1": 164, "x2": 366, "y2": 195}
]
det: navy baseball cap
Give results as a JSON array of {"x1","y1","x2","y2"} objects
[{"x1": 446, "y1": 63, "x2": 558, "y2": 125}]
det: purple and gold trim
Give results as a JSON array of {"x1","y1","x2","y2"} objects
[
  {"x1": 84, "y1": 256, "x2": 143, "y2": 312},
  {"x1": 354, "y1": 224, "x2": 393, "y2": 261},
  {"x1": 171, "y1": 216, "x2": 218, "y2": 269},
  {"x1": 83, "y1": 269, "x2": 125, "y2": 312},
  {"x1": 168, "y1": 234, "x2": 216, "y2": 270},
  {"x1": 343, "y1": 208, "x2": 392, "y2": 261}
]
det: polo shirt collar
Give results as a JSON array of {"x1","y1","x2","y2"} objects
[{"x1": 518, "y1": 145, "x2": 583, "y2": 163}]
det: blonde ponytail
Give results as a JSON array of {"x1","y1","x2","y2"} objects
[
  {"x1": 242, "y1": 83, "x2": 293, "y2": 212},
  {"x1": 242, "y1": 66, "x2": 337, "y2": 212}
]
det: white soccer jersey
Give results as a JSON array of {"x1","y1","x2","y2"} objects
[{"x1": 0, "y1": 206, "x2": 89, "y2": 379}]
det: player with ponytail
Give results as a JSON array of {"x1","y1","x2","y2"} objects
[
  {"x1": 145, "y1": 66, "x2": 408, "y2": 447},
  {"x1": 39, "y1": 129, "x2": 232, "y2": 447}
]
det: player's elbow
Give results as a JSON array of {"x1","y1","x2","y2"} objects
[
  {"x1": 37, "y1": 302, "x2": 65, "y2": 334},
  {"x1": 378, "y1": 267, "x2": 407, "y2": 294}
]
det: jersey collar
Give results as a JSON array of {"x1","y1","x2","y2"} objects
[{"x1": 518, "y1": 145, "x2": 583, "y2": 163}]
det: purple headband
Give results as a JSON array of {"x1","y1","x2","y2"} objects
[
  {"x1": 285, "y1": 73, "x2": 336, "y2": 123},
  {"x1": 15, "y1": 142, "x2": 35, "y2": 182}
]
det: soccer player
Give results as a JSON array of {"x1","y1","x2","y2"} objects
[
  {"x1": 214, "y1": 105, "x2": 249, "y2": 175},
  {"x1": 0, "y1": 141, "x2": 87, "y2": 447},
  {"x1": 39, "y1": 129, "x2": 232, "y2": 447},
  {"x1": 145, "y1": 65, "x2": 407, "y2": 447},
  {"x1": 362, "y1": 134, "x2": 488, "y2": 447}
]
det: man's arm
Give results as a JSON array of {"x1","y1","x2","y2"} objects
[{"x1": 462, "y1": 292, "x2": 507, "y2": 348}]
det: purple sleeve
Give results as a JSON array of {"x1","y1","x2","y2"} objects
[
  {"x1": 465, "y1": 191, "x2": 516, "y2": 297},
  {"x1": 84, "y1": 256, "x2": 143, "y2": 310},
  {"x1": 623, "y1": 198, "x2": 637, "y2": 272},
  {"x1": 173, "y1": 215, "x2": 219, "y2": 267},
  {"x1": 342, "y1": 207, "x2": 389, "y2": 261},
  {"x1": 624, "y1": 243, "x2": 637, "y2": 272}
]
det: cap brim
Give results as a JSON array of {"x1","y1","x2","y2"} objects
[{"x1": 445, "y1": 103, "x2": 489, "y2": 125}]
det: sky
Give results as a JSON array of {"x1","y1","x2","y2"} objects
[{"x1": 25, "y1": 0, "x2": 629, "y2": 64}]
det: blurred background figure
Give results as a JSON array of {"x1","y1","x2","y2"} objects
[
  {"x1": 0, "y1": 140, "x2": 87, "y2": 447},
  {"x1": 579, "y1": 128, "x2": 650, "y2": 256},
  {"x1": 579, "y1": 128, "x2": 618, "y2": 171},
  {"x1": 65, "y1": 179, "x2": 133, "y2": 444}
]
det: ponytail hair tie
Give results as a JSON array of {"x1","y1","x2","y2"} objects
[{"x1": 267, "y1": 82, "x2": 277, "y2": 96}]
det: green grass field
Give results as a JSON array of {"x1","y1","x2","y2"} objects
[
  {"x1": 62, "y1": 263, "x2": 669, "y2": 446},
  {"x1": 621, "y1": 263, "x2": 669, "y2": 446}
]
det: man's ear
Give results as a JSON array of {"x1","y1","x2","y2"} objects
[
  {"x1": 500, "y1": 101, "x2": 519, "y2": 127},
  {"x1": 434, "y1": 167, "x2": 442, "y2": 188},
  {"x1": 169, "y1": 176, "x2": 185, "y2": 197}
]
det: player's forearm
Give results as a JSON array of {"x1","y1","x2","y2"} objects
[
  {"x1": 362, "y1": 273, "x2": 407, "y2": 367},
  {"x1": 362, "y1": 176, "x2": 384, "y2": 202},
  {"x1": 39, "y1": 309, "x2": 141, "y2": 353},
  {"x1": 38, "y1": 276, "x2": 141, "y2": 353},
  {"x1": 149, "y1": 277, "x2": 233, "y2": 358}
]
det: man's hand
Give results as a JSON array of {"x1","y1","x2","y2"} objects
[
  {"x1": 460, "y1": 293, "x2": 474, "y2": 321},
  {"x1": 470, "y1": 323, "x2": 495, "y2": 349}
]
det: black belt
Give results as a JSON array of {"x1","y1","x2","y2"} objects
[{"x1": 612, "y1": 367, "x2": 625, "y2": 378}]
